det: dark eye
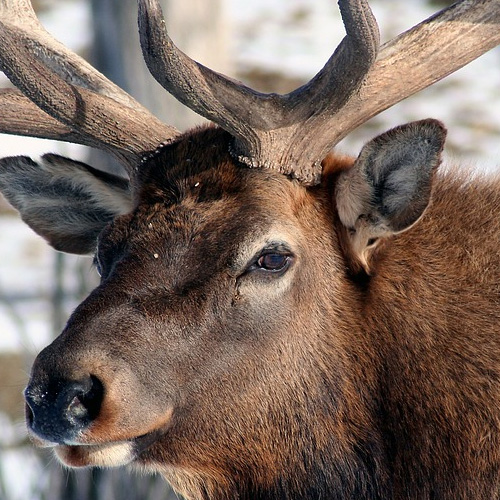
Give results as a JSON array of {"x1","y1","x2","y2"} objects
[
  {"x1": 239, "y1": 243, "x2": 294, "y2": 279},
  {"x1": 256, "y1": 253, "x2": 290, "y2": 272}
]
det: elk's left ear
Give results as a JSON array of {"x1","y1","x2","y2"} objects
[{"x1": 335, "y1": 119, "x2": 446, "y2": 274}]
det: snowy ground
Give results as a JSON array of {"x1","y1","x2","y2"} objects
[{"x1": 0, "y1": 0, "x2": 499, "y2": 498}]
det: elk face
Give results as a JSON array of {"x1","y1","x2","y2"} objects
[
  {"x1": 17, "y1": 120, "x2": 445, "y2": 485},
  {"x1": 22, "y1": 128, "x2": 350, "y2": 474}
]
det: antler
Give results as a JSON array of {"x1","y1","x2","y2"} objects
[
  {"x1": 1, "y1": 0, "x2": 499, "y2": 184},
  {"x1": 138, "y1": 0, "x2": 500, "y2": 185},
  {"x1": 139, "y1": 0, "x2": 379, "y2": 185},
  {"x1": 0, "y1": 0, "x2": 179, "y2": 172}
]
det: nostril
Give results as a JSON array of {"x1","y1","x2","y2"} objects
[
  {"x1": 78, "y1": 375, "x2": 103, "y2": 421},
  {"x1": 24, "y1": 386, "x2": 44, "y2": 430},
  {"x1": 67, "y1": 394, "x2": 90, "y2": 420},
  {"x1": 64, "y1": 375, "x2": 104, "y2": 425},
  {"x1": 24, "y1": 375, "x2": 105, "y2": 443}
]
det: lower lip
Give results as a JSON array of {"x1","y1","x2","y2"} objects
[
  {"x1": 55, "y1": 440, "x2": 136, "y2": 468},
  {"x1": 51, "y1": 428, "x2": 163, "y2": 468}
]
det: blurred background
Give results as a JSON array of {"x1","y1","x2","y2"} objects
[{"x1": 0, "y1": 0, "x2": 498, "y2": 498}]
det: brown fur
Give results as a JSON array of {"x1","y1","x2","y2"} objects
[{"x1": 16, "y1": 126, "x2": 500, "y2": 499}]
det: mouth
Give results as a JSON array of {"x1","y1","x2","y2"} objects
[{"x1": 30, "y1": 429, "x2": 163, "y2": 468}]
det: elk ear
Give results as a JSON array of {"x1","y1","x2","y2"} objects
[
  {"x1": 0, "y1": 154, "x2": 132, "y2": 254},
  {"x1": 335, "y1": 119, "x2": 446, "y2": 274}
]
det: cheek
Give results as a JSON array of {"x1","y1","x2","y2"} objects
[
  {"x1": 232, "y1": 261, "x2": 297, "y2": 314},
  {"x1": 129, "y1": 277, "x2": 296, "y2": 402},
  {"x1": 235, "y1": 278, "x2": 293, "y2": 305}
]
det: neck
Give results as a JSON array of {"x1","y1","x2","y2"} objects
[{"x1": 163, "y1": 448, "x2": 386, "y2": 500}]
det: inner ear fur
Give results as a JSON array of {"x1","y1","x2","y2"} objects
[
  {"x1": 335, "y1": 119, "x2": 447, "y2": 275},
  {"x1": 0, "y1": 154, "x2": 132, "y2": 254}
]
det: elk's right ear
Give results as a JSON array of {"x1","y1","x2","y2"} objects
[
  {"x1": 335, "y1": 119, "x2": 446, "y2": 274},
  {"x1": 0, "y1": 154, "x2": 133, "y2": 254}
]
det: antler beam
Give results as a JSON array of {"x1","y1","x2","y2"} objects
[
  {"x1": 313, "y1": 0, "x2": 500, "y2": 153},
  {"x1": 1, "y1": 0, "x2": 499, "y2": 184},
  {"x1": 0, "y1": 0, "x2": 179, "y2": 171},
  {"x1": 138, "y1": 0, "x2": 380, "y2": 185},
  {"x1": 0, "y1": 88, "x2": 77, "y2": 142}
]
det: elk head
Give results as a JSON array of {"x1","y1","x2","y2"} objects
[{"x1": 0, "y1": 0, "x2": 499, "y2": 498}]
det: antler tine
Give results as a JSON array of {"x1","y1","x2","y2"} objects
[
  {"x1": 318, "y1": 0, "x2": 500, "y2": 149},
  {"x1": 287, "y1": 0, "x2": 379, "y2": 117},
  {"x1": 138, "y1": 0, "x2": 379, "y2": 185},
  {"x1": 137, "y1": 0, "x2": 282, "y2": 135},
  {"x1": 0, "y1": 0, "x2": 179, "y2": 171}
]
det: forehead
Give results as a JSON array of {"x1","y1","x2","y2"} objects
[{"x1": 133, "y1": 126, "x2": 309, "y2": 235}]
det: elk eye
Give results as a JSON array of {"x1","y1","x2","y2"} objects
[
  {"x1": 247, "y1": 247, "x2": 294, "y2": 277},
  {"x1": 257, "y1": 253, "x2": 289, "y2": 271}
]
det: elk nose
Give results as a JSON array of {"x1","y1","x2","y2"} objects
[{"x1": 25, "y1": 375, "x2": 104, "y2": 444}]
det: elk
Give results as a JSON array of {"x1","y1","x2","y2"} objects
[{"x1": 0, "y1": 0, "x2": 500, "y2": 498}]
